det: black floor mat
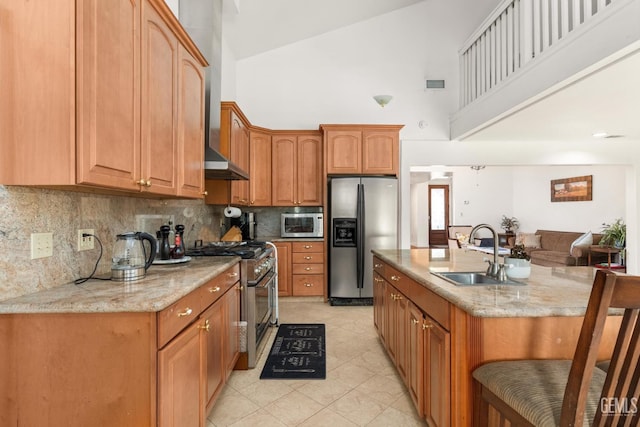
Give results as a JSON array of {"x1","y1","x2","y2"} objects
[{"x1": 260, "y1": 324, "x2": 326, "y2": 380}]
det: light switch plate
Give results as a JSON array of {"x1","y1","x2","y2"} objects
[{"x1": 31, "y1": 232, "x2": 53, "y2": 259}]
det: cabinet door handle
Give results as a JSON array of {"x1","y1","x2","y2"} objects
[
  {"x1": 177, "y1": 307, "x2": 193, "y2": 317},
  {"x1": 209, "y1": 286, "x2": 221, "y2": 293},
  {"x1": 201, "y1": 190, "x2": 208, "y2": 196},
  {"x1": 374, "y1": 263, "x2": 383, "y2": 268},
  {"x1": 423, "y1": 322, "x2": 433, "y2": 330},
  {"x1": 411, "y1": 319, "x2": 419, "y2": 325},
  {"x1": 198, "y1": 319, "x2": 210, "y2": 332},
  {"x1": 228, "y1": 272, "x2": 238, "y2": 278},
  {"x1": 391, "y1": 275, "x2": 401, "y2": 281},
  {"x1": 374, "y1": 277, "x2": 384, "y2": 283}
]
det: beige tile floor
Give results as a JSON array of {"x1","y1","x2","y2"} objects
[{"x1": 206, "y1": 298, "x2": 427, "y2": 426}]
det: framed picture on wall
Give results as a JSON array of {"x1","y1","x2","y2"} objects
[{"x1": 550, "y1": 175, "x2": 593, "y2": 202}]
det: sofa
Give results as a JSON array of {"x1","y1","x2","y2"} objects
[{"x1": 510, "y1": 229, "x2": 607, "y2": 267}]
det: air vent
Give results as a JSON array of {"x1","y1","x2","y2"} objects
[{"x1": 426, "y1": 79, "x2": 445, "y2": 89}]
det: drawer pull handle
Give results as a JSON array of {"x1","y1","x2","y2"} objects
[
  {"x1": 209, "y1": 286, "x2": 221, "y2": 293},
  {"x1": 374, "y1": 277, "x2": 383, "y2": 282},
  {"x1": 391, "y1": 275, "x2": 401, "y2": 281},
  {"x1": 423, "y1": 323, "x2": 433, "y2": 330},
  {"x1": 304, "y1": 245, "x2": 312, "y2": 249},
  {"x1": 411, "y1": 319, "x2": 419, "y2": 325},
  {"x1": 177, "y1": 307, "x2": 193, "y2": 317},
  {"x1": 304, "y1": 256, "x2": 312, "y2": 260},
  {"x1": 228, "y1": 272, "x2": 238, "y2": 278},
  {"x1": 374, "y1": 263, "x2": 383, "y2": 268},
  {"x1": 305, "y1": 267, "x2": 312, "y2": 271},
  {"x1": 198, "y1": 319, "x2": 210, "y2": 332},
  {"x1": 305, "y1": 283, "x2": 313, "y2": 287}
]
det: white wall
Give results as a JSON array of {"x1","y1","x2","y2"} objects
[{"x1": 224, "y1": 0, "x2": 500, "y2": 137}]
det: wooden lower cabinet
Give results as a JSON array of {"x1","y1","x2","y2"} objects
[
  {"x1": 373, "y1": 256, "x2": 622, "y2": 425},
  {"x1": 291, "y1": 241, "x2": 324, "y2": 296},
  {"x1": 277, "y1": 241, "x2": 325, "y2": 297},
  {"x1": 0, "y1": 264, "x2": 240, "y2": 427},
  {"x1": 374, "y1": 257, "x2": 451, "y2": 426},
  {"x1": 275, "y1": 242, "x2": 292, "y2": 296}
]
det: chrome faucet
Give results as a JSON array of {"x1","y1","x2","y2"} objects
[{"x1": 469, "y1": 223, "x2": 501, "y2": 279}]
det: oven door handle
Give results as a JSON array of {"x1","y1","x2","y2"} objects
[{"x1": 255, "y1": 270, "x2": 276, "y2": 289}]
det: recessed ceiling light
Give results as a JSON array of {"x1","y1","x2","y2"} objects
[{"x1": 592, "y1": 132, "x2": 609, "y2": 138}]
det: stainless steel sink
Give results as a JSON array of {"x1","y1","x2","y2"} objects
[{"x1": 433, "y1": 271, "x2": 526, "y2": 286}]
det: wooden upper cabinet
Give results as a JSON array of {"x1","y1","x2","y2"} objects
[
  {"x1": 272, "y1": 133, "x2": 323, "y2": 206},
  {"x1": 297, "y1": 135, "x2": 324, "y2": 205},
  {"x1": 76, "y1": 0, "x2": 141, "y2": 191},
  {"x1": 362, "y1": 130, "x2": 399, "y2": 175},
  {"x1": 141, "y1": 2, "x2": 178, "y2": 196},
  {"x1": 249, "y1": 130, "x2": 272, "y2": 206},
  {"x1": 323, "y1": 125, "x2": 403, "y2": 176},
  {"x1": 325, "y1": 130, "x2": 362, "y2": 175},
  {"x1": 230, "y1": 115, "x2": 250, "y2": 205},
  {"x1": 0, "y1": 0, "x2": 207, "y2": 198},
  {"x1": 176, "y1": 44, "x2": 206, "y2": 197}
]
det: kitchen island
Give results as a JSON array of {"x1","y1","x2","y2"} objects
[
  {"x1": 372, "y1": 248, "x2": 622, "y2": 426},
  {"x1": 0, "y1": 256, "x2": 240, "y2": 427}
]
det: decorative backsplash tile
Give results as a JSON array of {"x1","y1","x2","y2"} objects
[{"x1": 0, "y1": 185, "x2": 223, "y2": 300}]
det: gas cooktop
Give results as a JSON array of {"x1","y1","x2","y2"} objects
[{"x1": 186, "y1": 241, "x2": 268, "y2": 259}]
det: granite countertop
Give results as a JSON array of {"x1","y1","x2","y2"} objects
[
  {"x1": 0, "y1": 257, "x2": 239, "y2": 314},
  {"x1": 373, "y1": 248, "x2": 602, "y2": 318}
]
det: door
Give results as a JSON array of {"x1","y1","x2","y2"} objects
[
  {"x1": 361, "y1": 177, "x2": 397, "y2": 298},
  {"x1": 329, "y1": 177, "x2": 359, "y2": 298},
  {"x1": 428, "y1": 185, "x2": 449, "y2": 246}
]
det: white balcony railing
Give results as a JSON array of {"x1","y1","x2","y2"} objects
[{"x1": 459, "y1": 0, "x2": 617, "y2": 107}]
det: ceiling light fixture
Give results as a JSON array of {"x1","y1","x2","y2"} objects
[
  {"x1": 373, "y1": 95, "x2": 393, "y2": 108},
  {"x1": 592, "y1": 132, "x2": 609, "y2": 138}
]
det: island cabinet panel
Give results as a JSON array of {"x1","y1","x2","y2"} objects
[
  {"x1": 373, "y1": 254, "x2": 623, "y2": 426},
  {"x1": 373, "y1": 256, "x2": 453, "y2": 426}
]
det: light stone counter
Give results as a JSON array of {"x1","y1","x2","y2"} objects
[
  {"x1": 0, "y1": 257, "x2": 239, "y2": 314},
  {"x1": 373, "y1": 248, "x2": 602, "y2": 318}
]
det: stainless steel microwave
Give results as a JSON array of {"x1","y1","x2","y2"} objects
[{"x1": 280, "y1": 213, "x2": 324, "y2": 238}]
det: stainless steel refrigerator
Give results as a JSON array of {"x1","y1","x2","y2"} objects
[{"x1": 329, "y1": 176, "x2": 398, "y2": 305}]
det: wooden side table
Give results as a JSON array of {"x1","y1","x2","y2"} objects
[{"x1": 588, "y1": 245, "x2": 621, "y2": 267}]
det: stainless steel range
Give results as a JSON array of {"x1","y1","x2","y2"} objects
[{"x1": 187, "y1": 241, "x2": 278, "y2": 368}]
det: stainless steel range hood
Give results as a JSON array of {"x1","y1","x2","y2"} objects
[
  {"x1": 203, "y1": 145, "x2": 249, "y2": 180},
  {"x1": 179, "y1": 0, "x2": 248, "y2": 181}
]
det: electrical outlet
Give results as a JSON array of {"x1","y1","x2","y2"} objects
[
  {"x1": 31, "y1": 232, "x2": 53, "y2": 259},
  {"x1": 77, "y1": 229, "x2": 95, "y2": 251}
]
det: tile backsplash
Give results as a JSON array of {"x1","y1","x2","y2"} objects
[
  {"x1": 0, "y1": 185, "x2": 223, "y2": 300},
  {"x1": 0, "y1": 185, "x2": 324, "y2": 301}
]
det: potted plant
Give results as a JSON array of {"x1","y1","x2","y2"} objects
[
  {"x1": 504, "y1": 244, "x2": 531, "y2": 279},
  {"x1": 500, "y1": 215, "x2": 519, "y2": 234},
  {"x1": 599, "y1": 218, "x2": 626, "y2": 249}
]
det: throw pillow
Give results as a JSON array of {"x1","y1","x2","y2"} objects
[
  {"x1": 570, "y1": 231, "x2": 593, "y2": 254},
  {"x1": 455, "y1": 232, "x2": 469, "y2": 245},
  {"x1": 516, "y1": 233, "x2": 542, "y2": 248}
]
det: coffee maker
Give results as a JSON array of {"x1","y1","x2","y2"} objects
[{"x1": 226, "y1": 212, "x2": 256, "y2": 240}]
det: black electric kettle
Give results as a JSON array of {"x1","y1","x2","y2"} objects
[{"x1": 111, "y1": 232, "x2": 157, "y2": 281}]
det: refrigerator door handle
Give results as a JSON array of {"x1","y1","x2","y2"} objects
[{"x1": 357, "y1": 183, "x2": 364, "y2": 289}]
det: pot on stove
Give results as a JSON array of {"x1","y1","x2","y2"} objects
[{"x1": 111, "y1": 232, "x2": 157, "y2": 281}]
